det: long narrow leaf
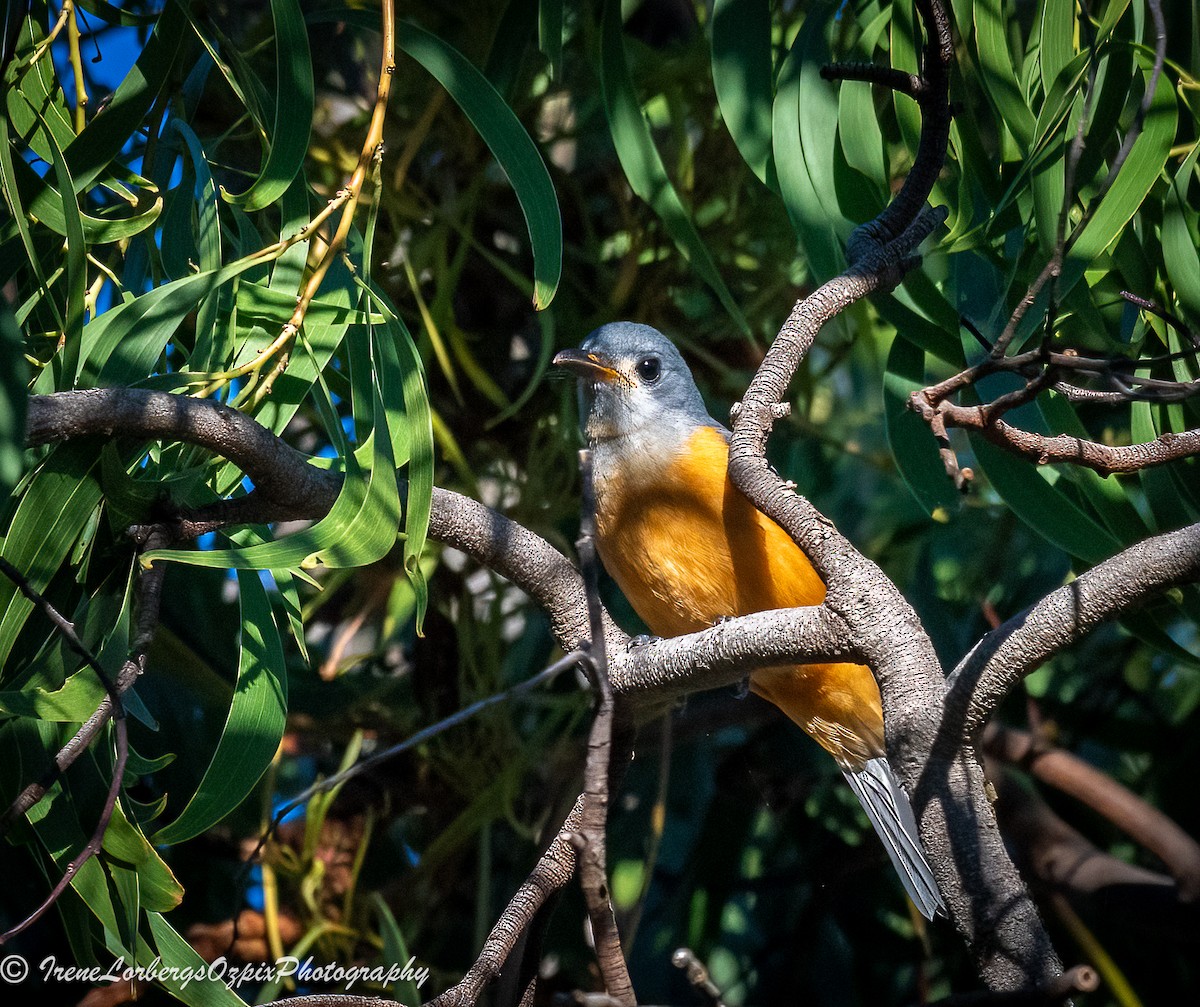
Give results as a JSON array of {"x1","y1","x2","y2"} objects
[
  {"x1": 600, "y1": 0, "x2": 749, "y2": 333},
  {"x1": 152, "y1": 567, "x2": 287, "y2": 845}
]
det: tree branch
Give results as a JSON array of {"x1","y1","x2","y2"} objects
[
  {"x1": 983, "y1": 724, "x2": 1200, "y2": 902},
  {"x1": 573, "y1": 449, "x2": 635, "y2": 1005},
  {"x1": 427, "y1": 795, "x2": 585, "y2": 1007},
  {"x1": 946, "y1": 522, "x2": 1200, "y2": 738}
]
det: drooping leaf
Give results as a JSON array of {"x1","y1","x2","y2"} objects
[
  {"x1": 600, "y1": 0, "x2": 750, "y2": 334},
  {"x1": 152, "y1": 567, "x2": 287, "y2": 845},
  {"x1": 224, "y1": 0, "x2": 313, "y2": 212}
]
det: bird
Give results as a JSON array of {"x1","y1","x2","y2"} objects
[{"x1": 554, "y1": 321, "x2": 945, "y2": 920}]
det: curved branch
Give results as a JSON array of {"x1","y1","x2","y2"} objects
[
  {"x1": 725, "y1": 0, "x2": 1067, "y2": 988},
  {"x1": 26, "y1": 390, "x2": 608, "y2": 653},
  {"x1": 428, "y1": 796, "x2": 585, "y2": 1007},
  {"x1": 946, "y1": 521, "x2": 1200, "y2": 737},
  {"x1": 983, "y1": 723, "x2": 1200, "y2": 901},
  {"x1": 27, "y1": 390, "x2": 872, "y2": 710}
]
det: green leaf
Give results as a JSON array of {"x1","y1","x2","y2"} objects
[
  {"x1": 152, "y1": 568, "x2": 287, "y2": 845},
  {"x1": 0, "y1": 298, "x2": 25, "y2": 499},
  {"x1": 771, "y1": 6, "x2": 843, "y2": 282},
  {"x1": 95, "y1": 801, "x2": 183, "y2": 913},
  {"x1": 0, "y1": 668, "x2": 108, "y2": 720},
  {"x1": 711, "y1": 0, "x2": 777, "y2": 191},
  {"x1": 1038, "y1": 0, "x2": 1075, "y2": 95},
  {"x1": 0, "y1": 446, "x2": 103, "y2": 670},
  {"x1": 373, "y1": 893, "x2": 424, "y2": 1006},
  {"x1": 368, "y1": 287, "x2": 434, "y2": 632},
  {"x1": 973, "y1": 0, "x2": 1035, "y2": 153},
  {"x1": 24, "y1": 764, "x2": 130, "y2": 955},
  {"x1": 148, "y1": 912, "x2": 250, "y2": 1006},
  {"x1": 1069, "y1": 63, "x2": 1176, "y2": 264},
  {"x1": 225, "y1": 0, "x2": 314, "y2": 212},
  {"x1": 539, "y1": 0, "x2": 563, "y2": 79},
  {"x1": 396, "y1": 20, "x2": 562, "y2": 310},
  {"x1": 1162, "y1": 142, "x2": 1200, "y2": 319},
  {"x1": 600, "y1": 0, "x2": 749, "y2": 333},
  {"x1": 31, "y1": 93, "x2": 88, "y2": 386},
  {"x1": 970, "y1": 434, "x2": 1120, "y2": 564},
  {"x1": 144, "y1": 382, "x2": 402, "y2": 573},
  {"x1": 78, "y1": 254, "x2": 270, "y2": 386}
]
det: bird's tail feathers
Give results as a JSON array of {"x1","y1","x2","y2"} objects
[{"x1": 843, "y1": 757, "x2": 945, "y2": 920}]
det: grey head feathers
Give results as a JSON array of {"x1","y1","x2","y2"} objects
[{"x1": 565, "y1": 322, "x2": 721, "y2": 445}]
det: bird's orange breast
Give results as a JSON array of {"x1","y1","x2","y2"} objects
[{"x1": 595, "y1": 425, "x2": 885, "y2": 767}]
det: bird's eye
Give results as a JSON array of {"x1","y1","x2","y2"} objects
[{"x1": 636, "y1": 356, "x2": 661, "y2": 382}]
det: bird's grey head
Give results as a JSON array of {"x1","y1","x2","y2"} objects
[{"x1": 553, "y1": 323, "x2": 715, "y2": 445}]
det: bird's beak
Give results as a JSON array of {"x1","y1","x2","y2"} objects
[{"x1": 552, "y1": 348, "x2": 624, "y2": 383}]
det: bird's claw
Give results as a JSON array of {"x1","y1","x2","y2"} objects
[{"x1": 628, "y1": 633, "x2": 660, "y2": 649}]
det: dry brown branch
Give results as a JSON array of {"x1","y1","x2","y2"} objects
[
  {"x1": 987, "y1": 758, "x2": 1200, "y2": 931},
  {"x1": 913, "y1": 392, "x2": 1200, "y2": 476},
  {"x1": 671, "y1": 948, "x2": 727, "y2": 1007},
  {"x1": 983, "y1": 723, "x2": 1200, "y2": 901}
]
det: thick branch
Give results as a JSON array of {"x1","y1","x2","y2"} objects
[
  {"x1": 26, "y1": 390, "x2": 610, "y2": 654},
  {"x1": 27, "y1": 390, "x2": 865, "y2": 715},
  {"x1": 947, "y1": 521, "x2": 1200, "y2": 737},
  {"x1": 725, "y1": 0, "x2": 1066, "y2": 988},
  {"x1": 608, "y1": 605, "x2": 856, "y2": 704}
]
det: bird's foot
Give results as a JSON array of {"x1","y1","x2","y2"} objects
[{"x1": 628, "y1": 633, "x2": 660, "y2": 649}]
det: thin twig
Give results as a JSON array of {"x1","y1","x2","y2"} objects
[
  {"x1": 244, "y1": 649, "x2": 587, "y2": 867},
  {"x1": 573, "y1": 449, "x2": 635, "y2": 1006}
]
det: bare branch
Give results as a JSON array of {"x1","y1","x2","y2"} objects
[
  {"x1": 946, "y1": 521, "x2": 1200, "y2": 737},
  {"x1": 268, "y1": 996, "x2": 397, "y2": 1007},
  {"x1": 983, "y1": 723, "x2": 1200, "y2": 900},
  {"x1": 672, "y1": 948, "x2": 728, "y2": 1007},
  {"x1": 573, "y1": 449, "x2": 635, "y2": 1005},
  {"x1": 427, "y1": 796, "x2": 585, "y2": 1007},
  {"x1": 609, "y1": 604, "x2": 856, "y2": 704},
  {"x1": 821, "y1": 61, "x2": 926, "y2": 99},
  {"x1": 914, "y1": 395, "x2": 1200, "y2": 475},
  {"x1": 924, "y1": 965, "x2": 1099, "y2": 1006},
  {"x1": 988, "y1": 759, "x2": 1199, "y2": 932}
]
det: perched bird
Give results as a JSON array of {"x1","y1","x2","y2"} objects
[{"x1": 554, "y1": 322, "x2": 944, "y2": 919}]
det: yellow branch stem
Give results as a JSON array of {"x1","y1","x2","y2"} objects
[
  {"x1": 211, "y1": 0, "x2": 399, "y2": 408},
  {"x1": 66, "y1": 2, "x2": 88, "y2": 133}
]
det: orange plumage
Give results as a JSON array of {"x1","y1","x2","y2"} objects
[{"x1": 595, "y1": 425, "x2": 885, "y2": 768}]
